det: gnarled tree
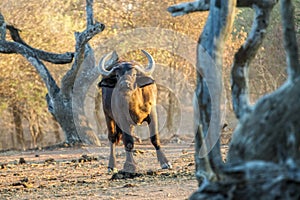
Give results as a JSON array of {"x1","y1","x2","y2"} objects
[
  {"x1": 0, "y1": 0, "x2": 103, "y2": 146},
  {"x1": 169, "y1": 0, "x2": 300, "y2": 199}
]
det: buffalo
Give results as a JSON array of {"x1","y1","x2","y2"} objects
[{"x1": 98, "y1": 50, "x2": 172, "y2": 173}]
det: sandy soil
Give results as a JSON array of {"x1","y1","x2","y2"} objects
[{"x1": 0, "y1": 138, "x2": 229, "y2": 200}]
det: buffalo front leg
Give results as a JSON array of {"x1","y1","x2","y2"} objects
[
  {"x1": 122, "y1": 126, "x2": 137, "y2": 173},
  {"x1": 148, "y1": 107, "x2": 172, "y2": 169}
]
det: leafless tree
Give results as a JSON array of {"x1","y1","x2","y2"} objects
[{"x1": 0, "y1": 0, "x2": 103, "y2": 146}]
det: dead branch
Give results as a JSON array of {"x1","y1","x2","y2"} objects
[
  {"x1": 0, "y1": 14, "x2": 66, "y2": 99},
  {"x1": 0, "y1": 0, "x2": 104, "y2": 100},
  {"x1": 280, "y1": 0, "x2": 300, "y2": 80},
  {"x1": 167, "y1": 0, "x2": 209, "y2": 17},
  {"x1": 231, "y1": 3, "x2": 276, "y2": 119},
  {"x1": 0, "y1": 40, "x2": 60, "y2": 98},
  {"x1": 167, "y1": 0, "x2": 278, "y2": 17},
  {"x1": 60, "y1": 0, "x2": 105, "y2": 97},
  {"x1": 190, "y1": 0, "x2": 237, "y2": 184},
  {"x1": 86, "y1": 0, "x2": 94, "y2": 27},
  {"x1": 0, "y1": 13, "x2": 6, "y2": 40},
  {"x1": 5, "y1": 25, "x2": 74, "y2": 64}
]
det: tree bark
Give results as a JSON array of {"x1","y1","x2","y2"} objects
[
  {"x1": 228, "y1": 78, "x2": 300, "y2": 163},
  {"x1": 191, "y1": 0, "x2": 236, "y2": 184},
  {"x1": 52, "y1": 116, "x2": 61, "y2": 143},
  {"x1": 168, "y1": 0, "x2": 278, "y2": 16},
  {"x1": 0, "y1": 12, "x2": 6, "y2": 40},
  {"x1": 48, "y1": 94, "x2": 82, "y2": 145}
]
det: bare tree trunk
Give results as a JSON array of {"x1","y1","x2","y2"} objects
[
  {"x1": 24, "y1": 109, "x2": 44, "y2": 148},
  {"x1": 11, "y1": 104, "x2": 26, "y2": 150},
  {"x1": 10, "y1": 128, "x2": 15, "y2": 149},
  {"x1": 169, "y1": 0, "x2": 236, "y2": 184},
  {"x1": 167, "y1": 60, "x2": 176, "y2": 134}
]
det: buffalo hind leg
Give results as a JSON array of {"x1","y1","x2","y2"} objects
[
  {"x1": 122, "y1": 126, "x2": 137, "y2": 173},
  {"x1": 108, "y1": 142, "x2": 117, "y2": 173},
  {"x1": 148, "y1": 108, "x2": 172, "y2": 169},
  {"x1": 106, "y1": 116, "x2": 121, "y2": 173}
]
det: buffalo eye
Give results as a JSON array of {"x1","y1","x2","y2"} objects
[
  {"x1": 115, "y1": 70, "x2": 121, "y2": 79},
  {"x1": 132, "y1": 71, "x2": 137, "y2": 77}
]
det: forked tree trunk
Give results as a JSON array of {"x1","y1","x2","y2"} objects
[{"x1": 46, "y1": 94, "x2": 82, "y2": 144}]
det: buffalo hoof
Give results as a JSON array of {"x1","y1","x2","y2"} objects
[
  {"x1": 108, "y1": 167, "x2": 118, "y2": 174},
  {"x1": 123, "y1": 162, "x2": 137, "y2": 173},
  {"x1": 161, "y1": 162, "x2": 172, "y2": 169},
  {"x1": 111, "y1": 171, "x2": 143, "y2": 180},
  {"x1": 156, "y1": 150, "x2": 171, "y2": 169}
]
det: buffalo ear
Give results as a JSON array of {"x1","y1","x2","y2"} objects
[
  {"x1": 98, "y1": 77, "x2": 117, "y2": 88},
  {"x1": 136, "y1": 76, "x2": 155, "y2": 88}
]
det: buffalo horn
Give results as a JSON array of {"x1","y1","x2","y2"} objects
[
  {"x1": 135, "y1": 50, "x2": 155, "y2": 75},
  {"x1": 98, "y1": 52, "x2": 115, "y2": 76}
]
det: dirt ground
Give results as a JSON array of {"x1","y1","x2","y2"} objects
[{"x1": 0, "y1": 137, "x2": 230, "y2": 200}]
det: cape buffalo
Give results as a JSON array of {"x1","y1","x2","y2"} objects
[{"x1": 98, "y1": 50, "x2": 172, "y2": 173}]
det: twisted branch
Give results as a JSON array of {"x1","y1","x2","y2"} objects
[
  {"x1": 231, "y1": 3, "x2": 276, "y2": 119},
  {"x1": 0, "y1": 11, "x2": 61, "y2": 98},
  {"x1": 0, "y1": 13, "x2": 6, "y2": 40},
  {"x1": 86, "y1": 0, "x2": 94, "y2": 27},
  {"x1": 0, "y1": 40, "x2": 60, "y2": 98},
  {"x1": 60, "y1": 0, "x2": 105, "y2": 97},
  {"x1": 168, "y1": 0, "x2": 278, "y2": 17},
  {"x1": 5, "y1": 25, "x2": 74, "y2": 64},
  {"x1": 280, "y1": 0, "x2": 300, "y2": 80}
]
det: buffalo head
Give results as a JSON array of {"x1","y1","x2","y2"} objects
[{"x1": 98, "y1": 50, "x2": 155, "y2": 92}]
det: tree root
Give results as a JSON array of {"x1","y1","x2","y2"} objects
[{"x1": 190, "y1": 161, "x2": 300, "y2": 199}]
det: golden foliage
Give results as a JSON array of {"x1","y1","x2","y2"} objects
[{"x1": 0, "y1": 0, "x2": 292, "y2": 148}]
